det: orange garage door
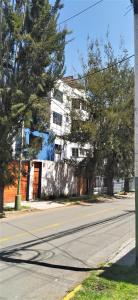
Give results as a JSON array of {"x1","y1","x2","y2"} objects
[{"x1": 4, "y1": 162, "x2": 29, "y2": 204}]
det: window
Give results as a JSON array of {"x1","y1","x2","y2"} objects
[
  {"x1": 53, "y1": 112, "x2": 62, "y2": 126},
  {"x1": 72, "y1": 148, "x2": 78, "y2": 158},
  {"x1": 66, "y1": 96, "x2": 70, "y2": 101},
  {"x1": 29, "y1": 134, "x2": 42, "y2": 151},
  {"x1": 71, "y1": 120, "x2": 80, "y2": 131},
  {"x1": 66, "y1": 115, "x2": 69, "y2": 123},
  {"x1": 54, "y1": 89, "x2": 63, "y2": 103},
  {"x1": 81, "y1": 101, "x2": 87, "y2": 111},
  {"x1": 80, "y1": 148, "x2": 89, "y2": 156},
  {"x1": 72, "y1": 98, "x2": 81, "y2": 109},
  {"x1": 55, "y1": 144, "x2": 62, "y2": 154},
  {"x1": 80, "y1": 148, "x2": 86, "y2": 156}
]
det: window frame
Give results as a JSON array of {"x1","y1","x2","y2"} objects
[
  {"x1": 53, "y1": 89, "x2": 63, "y2": 103},
  {"x1": 53, "y1": 111, "x2": 62, "y2": 126},
  {"x1": 72, "y1": 148, "x2": 79, "y2": 158}
]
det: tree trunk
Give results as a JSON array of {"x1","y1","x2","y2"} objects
[
  {"x1": 88, "y1": 177, "x2": 95, "y2": 195},
  {"x1": 106, "y1": 176, "x2": 114, "y2": 196},
  {"x1": 0, "y1": 184, "x2": 5, "y2": 217},
  {"x1": 124, "y1": 177, "x2": 129, "y2": 193}
]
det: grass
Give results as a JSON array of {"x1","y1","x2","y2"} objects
[
  {"x1": 72, "y1": 265, "x2": 138, "y2": 300},
  {"x1": 54, "y1": 194, "x2": 107, "y2": 205},
  {"x1": 4, "y1": 205, "x2": 30, "y2": 212}
]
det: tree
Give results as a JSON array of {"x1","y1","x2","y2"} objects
[
  {"x1": 67, "y1": 37, "x2": 134, "y2": 195},
  {"x1": 0, "y1": 0, "x2": 68, "y2": 215}
]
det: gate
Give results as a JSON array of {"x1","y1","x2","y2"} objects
[{"x1": 33, "y1": 162, "x2": 41, "y2": 199}]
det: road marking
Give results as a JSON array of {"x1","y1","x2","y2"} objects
[
  {"x1": 0, "y1": 223, "x2": 60, "y2": 243},
  {"x1": 63, "y1": 284, "x2": 82, "y2": 300},
  {"x1": 0, "y1": 207, "x2": 122, "y2": 244},
  {"x1": 78, "y1": 207, "x2": 115, "y2": 219}
]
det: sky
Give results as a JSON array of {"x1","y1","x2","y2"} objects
[{"x1": 51, "y1": 0, "x2": 134, "y2": 76}]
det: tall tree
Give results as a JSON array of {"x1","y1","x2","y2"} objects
[
  {"x1": 0, "y1": 0, "x2": 68, "y2": 215},
  {"x1": 67, "y1": 38, "x2": 134, "y2": 195}
]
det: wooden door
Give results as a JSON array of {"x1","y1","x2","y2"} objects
[{"x1": 33, "y1": 162, "x2": 41, "y2": 200}]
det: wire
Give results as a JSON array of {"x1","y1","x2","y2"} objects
[
  {"x1": 65, "y1": 54, "x2": 135, "y2": 83},
  {"x1": 58, "y1": 0, "x2": 103, "y2": 26},
  {"x1": 123, "y1": 6, "x2": 133, "y2": 16},
  {"x1": 2, "y1": 54, "x2": 135, "y2": 126}
]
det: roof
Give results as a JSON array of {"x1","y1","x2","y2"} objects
[
  {"x1": 62, "y1": 76, "x2": 84, "y2": 90},
  {"x1": 131, "y1": 0, "x2": 138, "y2": 13}
]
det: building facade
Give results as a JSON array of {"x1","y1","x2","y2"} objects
[{"x1": 23, "y1": 76, "x2": 90, "y2": 163}]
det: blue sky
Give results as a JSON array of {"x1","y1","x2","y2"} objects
[{"x1": 52, "y1": 0, "x2": 134, "y2": 76}]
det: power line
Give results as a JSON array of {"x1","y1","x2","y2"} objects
[
  {"x1": 64, "y1": 54, "x2": 135, "y2": 83},
  {"x1": 123, "y1": 6, "x2": 133, "y2": 17},
  {"x1": 58, "y1": 0, "x2": 103, "y2": 26}
]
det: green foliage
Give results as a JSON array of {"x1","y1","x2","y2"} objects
[
  {"x1": 0, "y1": 0, "x2": 68, "y2": 210},
  {"x1": 68, "y1": 37, "x2": 134, "y2": 195}
]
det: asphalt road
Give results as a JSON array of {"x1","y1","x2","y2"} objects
[{"x1": 0, "y1": 195, "x2": 135, "y2": 300}]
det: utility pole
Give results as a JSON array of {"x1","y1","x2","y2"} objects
[
  {"x1": 15, "y1": 122, "x2": 24, "y2": 210},
  {"x1": 0, "y1": 0, "x2": 5, "y2": 217},
  {"x1": 131, "y1": 0, "x2": 138, "y2": 264}
]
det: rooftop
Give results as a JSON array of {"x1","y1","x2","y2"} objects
[{"x1": 62, "y1": 76, "x2": 85, "y2": 90}]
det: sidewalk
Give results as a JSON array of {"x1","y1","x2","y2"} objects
[
  {"x1": 110, "y1": 238, "x2": 135, "y2": 266},
  {"x1": 4, "y1": 199, "x2": 68, "y2": 211}
]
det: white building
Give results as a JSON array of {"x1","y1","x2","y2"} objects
[{"x1": 49, "y1": 76, "x2": 90, "y2": 162}]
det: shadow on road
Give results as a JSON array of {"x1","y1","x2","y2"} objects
[
  {"x1": 0, "y1": 210, "x2": 134, "y2": 273},
  {"x1": 0, "y1": 254, "x2": 101, "y2": 272}
]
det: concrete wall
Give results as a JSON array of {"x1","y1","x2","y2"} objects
[
  {"x1": 28, "y1": 160, "x2": 77, "y2": 199},
  {"x1": 41, "y1": 161, "x2": 77, "y2": 197}
]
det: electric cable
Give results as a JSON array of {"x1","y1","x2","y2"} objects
[{"x1": 58, "y1": 0, "x2": 103, "y2": 26}]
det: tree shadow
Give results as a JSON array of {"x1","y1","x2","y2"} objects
[
  {"x1": 1, "y1": 210, "x2": 134, "y2": 255},
  {"x1": 0, "y1": 210, "x2": 134, "y2": 275},
  {"x1": 99, "y1": 247, "x2": 138, "y2": 285},
  {"x1": 1, "y1": 254, "x2": 101, "y2": 272}
]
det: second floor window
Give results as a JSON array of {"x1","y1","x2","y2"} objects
[
  {"x1": 53, "y1": 112, "x2": 62, "y2": 126},
  {"x1": 72, "y1": 98, "x2": 81, "y2": 110},
  {"x1": 80, "y1": 148, "x2": 86, "y2": 156},
  {"x1": 72, "y1": 148, "x2": 78, "y2": 158},
  {"x1": 29, "y1": 134, "x2": 42, "y2": 151},
  {"x1": 81, "y1": 101, "x2": 87, "y2": 111},
  {"x1": 55, "y1": 144, "x2": 62, "y2": 154}
]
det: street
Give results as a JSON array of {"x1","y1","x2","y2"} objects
[{"x1": 0, "y1": 196, "x2": 135, "y2": 300}]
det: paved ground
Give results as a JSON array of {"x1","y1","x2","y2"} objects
[
  {"x1": 4, "y1": 200, "x2": 67, "y2": 210},
  {"x1": 0, "y1": 195, "x2": 135, "y2": 300}
]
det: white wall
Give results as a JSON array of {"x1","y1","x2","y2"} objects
[
  {"x1": 50, "y1": 79, "x2": 91, "y2": 162},
  {"x1": 41, "y1": 161, "x2": 77, "y2": 197}
]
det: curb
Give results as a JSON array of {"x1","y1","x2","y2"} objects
[{"x1": 63, "y1": 284, "x2": 82, "y2": 300}]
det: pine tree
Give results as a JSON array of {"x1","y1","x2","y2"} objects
[{"x1": 0, "y1": 0, "x2": 68, "y2": 215}]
